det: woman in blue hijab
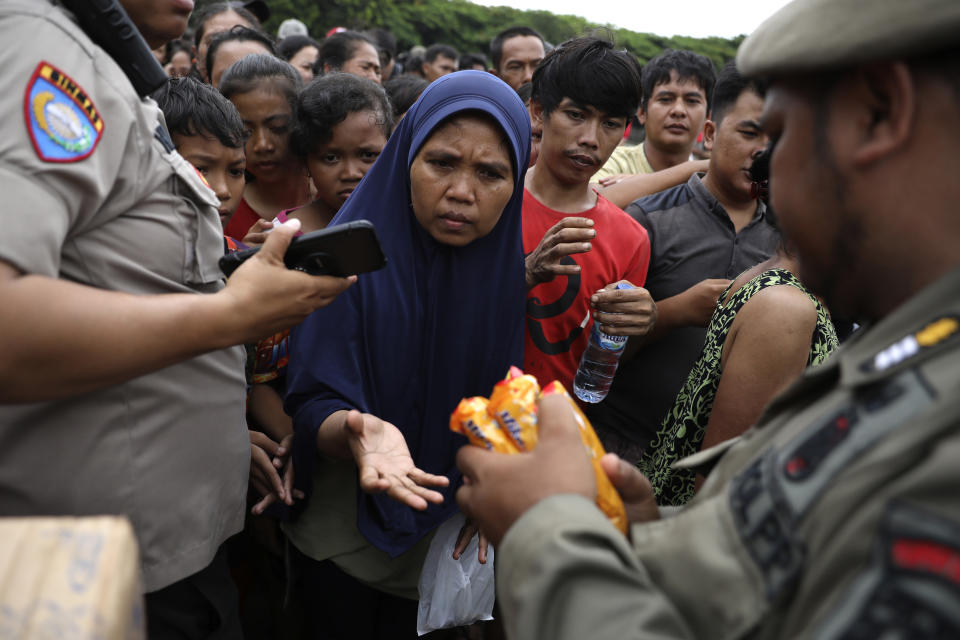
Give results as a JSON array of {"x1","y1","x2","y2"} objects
[{"x1": 282, "y1": 71, "x2": 530, "y2": 637}]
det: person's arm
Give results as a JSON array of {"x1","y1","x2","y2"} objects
[
  {"x1": 594, "y1": 160, "x2": 708, "y2": 210},
  {"x1": 0, "y1": 221, "x2": 354, "y2": 403},
  {"x1": 642, "y1": 279, "x2": 732, "y2": 345},
  {"x1": 698, "y1": 286, "x2": 817, "y2": 452},
  {"x1": 314, "y1": 408, "x2": 450, "y2": 510},
  {"x1": 456, "y1": 396, "x2": 692, "y2": 640}
]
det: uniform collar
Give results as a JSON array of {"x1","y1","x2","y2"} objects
[{"x1": 836, "y1": 266, "x2": 960, "y2": 388}]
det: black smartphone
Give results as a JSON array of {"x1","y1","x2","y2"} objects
[{"x1": 219, "y1": 220, "x2": 387, "y2": 278}]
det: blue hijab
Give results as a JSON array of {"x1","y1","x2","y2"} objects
[{"x1": 286, "y1": 71, "x2": 530, "y2": 557}]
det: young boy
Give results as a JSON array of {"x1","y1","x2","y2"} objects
[
  {"x1": 153, "y1": 78, "x2": 292, "y2": 507},
  {"x1": 523, "y1": 36, "x2": 655, "y2": 393},
  {"x1": 152, "y1": 77, "x2": 247, "y2": 246}
]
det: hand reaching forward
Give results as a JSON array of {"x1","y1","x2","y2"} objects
[
  {"x1": 344, "y1": 410, "x2": 450, "y2": 509},
  {"x1": 456, "y1": 394, "x2": 596, "y2": 546}
]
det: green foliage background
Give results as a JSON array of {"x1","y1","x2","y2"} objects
[{"x1": 195, "y1": 0, "x2": 743, "y2": 69}]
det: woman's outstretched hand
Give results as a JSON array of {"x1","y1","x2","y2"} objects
[{"x1": 344, "y1": 409, "x2": 450, "y2": 509}]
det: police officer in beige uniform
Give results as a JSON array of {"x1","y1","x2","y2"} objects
[
  {"x1": 456, "y1": 0, "x2": 960, "y2": 637},
  {"x1": 0, "y1": 0, "x2": 353, "y2": 636}
]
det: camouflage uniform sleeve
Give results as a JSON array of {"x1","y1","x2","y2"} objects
[{"x1": 497, "y1": 494, "x2": 696, "y2": 640}]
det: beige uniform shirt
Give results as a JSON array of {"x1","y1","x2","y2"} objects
[
  {"x1": 499, "y1": 266, "x2": 960, "y2": 638},
  {"x1": 0, "y1": 1, "x2": 248, "y2": 591}
]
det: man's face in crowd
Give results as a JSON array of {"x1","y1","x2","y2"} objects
[
  {"x1": 640, "y1": 69, "x2": 708, "y2": 155},
  {"x1": 423, "y1": 55, "x2": 457, "y2": 82},
  {"x1": 533, "y1": 97, "x2": 627, "y2": 185},
  {"x1": 762, "y1": 79, "x2": 862, "y2": 317},
  {"x1": 120, "y1": 0, "x2": 192, "y2": 49},
  {"x1": 496, "y1": 36, "x2": 545, "y2": 91},
  {"x1": 704, "y1": 89, "x2": 767, "y2": 201}
]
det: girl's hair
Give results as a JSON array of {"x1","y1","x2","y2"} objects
[
  {"x1": 219, "y1": 53, "x2": 303, "y2": 114},
  {"x1": 291, "y1": 73, "x2": 393, "y2": 158},
  {"x1": 191, "y1": 2, "x2": 261, "y2": 48},
  {"x1": 384, "y1": 74, "x2": 428, "y2": 119},
  {"x1": 315, "y1": 31, "x2": 378, "y2": 76},
  {"x1": 205, "y1": 25, "x2": 277, "y2": 82},
  {"x1": 277, "y1": 35, "x2": 321, "y2": 61}
]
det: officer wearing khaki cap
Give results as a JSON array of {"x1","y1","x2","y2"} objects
[{"x1": 455, "y1": 1, "x2": 960, "y2": 638}]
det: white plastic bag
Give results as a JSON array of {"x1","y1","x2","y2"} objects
[{"x1": 417, "y1": 512, "x2": 495, "y2": 635}]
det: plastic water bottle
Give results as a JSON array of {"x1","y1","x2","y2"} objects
[{"x1": 573, "y1": 282, "x2": 633, "y2": 403}]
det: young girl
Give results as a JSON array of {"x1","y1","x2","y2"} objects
[
  {"x1": 219, "y1": 54, "x2": 313, "y2": 242},
  {"x1": 244, "y1": 74, "x2": 393, "y2": 513},
  {"x1": 275, "y1": 73, "x2": 392, "y2": 234}
]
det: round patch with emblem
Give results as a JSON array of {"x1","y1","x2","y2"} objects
[{"x1": 23, "y1": 62, "x2": 104, "y2": 163}]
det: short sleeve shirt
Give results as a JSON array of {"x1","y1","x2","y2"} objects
[
  {"x1": 0, "y1": 1, "x2": 248, "y2": 592},
  {"x1": 584, "y1": 173, "x2": 780, "y2": 448},
  {"x1": 593, "y1": 143, "x2": 654, "y2": 181},
  {"x1": 522, "y1": 189, "x2": 651, "y2": 391}
]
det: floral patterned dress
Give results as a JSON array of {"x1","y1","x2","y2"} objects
[{"x1": 638, "y1": 268, "x2": 839, "y2": 506}]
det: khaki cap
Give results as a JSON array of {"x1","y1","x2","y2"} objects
[{"x1": 738, "y1": 0, "x2": 960, "y2": 77}]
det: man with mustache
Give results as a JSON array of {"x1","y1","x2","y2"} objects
[
  {"x1": 585, "y1": 63, "x2": 780, "y2": 464},
  {"x1": 522, "y1": 36, "x2": 656, "y2": 394},
  {"x1": 457, "y1": 1, "x2": 960, "y2": 637}
]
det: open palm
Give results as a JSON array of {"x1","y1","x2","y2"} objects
[{"x1": 345, "y1": 410, "x2": 450, "y2": 510}]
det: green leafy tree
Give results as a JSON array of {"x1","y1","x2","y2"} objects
[{"x1": 194, "y1": 0, "x2": 742, "y2": 69}]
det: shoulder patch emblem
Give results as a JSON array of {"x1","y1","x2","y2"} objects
[{"x1": 24, "y1": 62, "x2": 104, "y2": 163}]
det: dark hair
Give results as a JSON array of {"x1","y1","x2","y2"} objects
[
  {"x1": 424, "y1": 44, "x2": 458, "y2": 63},
  {"x1": 384, "y1": 74, "x2": 428, "y2": 119},
  {"x1": 206, "y1": 25, "x2": 277, "y2": 82},
  {"x1": 220, "y1": 54, "x2": 303, "y2": 114},
  {"x1": 152, "y1": 77, "x2": 246, "y2": 149},
  {"x1": 316, "y1": 31, "x2": 378, "y2": 76},
  {"x1": 490, "y1": 26, "x2": 544, "y2": 70},
  {"x1": 163, "y1": 39, "x2": 192, "y2": 65},
  {"x1": 711, "y1": 62, "x2": 764, "y2": 126},
  {"x1": 641, "y1": 49, "x2": 716, "y2": 111},
  {"x1": 291, "y1": 73, "x2": 393, "y2": 158},
  {"x1": 191, "y1": 2, "x2": 261, "y2": 48},
  {"x1": 277, "y1": 35, "x2": 320, "y2": 62},
  {"x1": 405, "y1": 54, "x2": 424, "y2": 77},
  {"x1": 366, "y1": 29, "x2": 397, "y2": 61},
  {"x1": 516, "y1": 81, "x2": 533, "y2": 105},
  {"x1": 531, "y1": 36, "x2": 641, "y2": 119},
  {"x1": 458, "y1": 53, "x2": 487, "y2": 71}
]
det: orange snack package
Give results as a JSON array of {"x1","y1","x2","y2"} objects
[
  {"x1": 541, "y1": 381, "x2": 629, "y2": 534},
  {"x1": 488, "y1": 367, "x2": 541, "y2": 452},
  {"x1": 449, "y1": 397, "x2": 519, "y2": 454}
]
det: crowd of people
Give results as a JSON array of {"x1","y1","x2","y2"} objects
[{"x1": 2, "y1": 0, "x2": 960, "y2": 638}]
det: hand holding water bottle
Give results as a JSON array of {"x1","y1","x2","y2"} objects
[
  {"x1": 574, "y1": 281, "x2": 657, "y2": 403},
  {"x1": 589, "y1": 280, "x2": 657, "y2": 337}
]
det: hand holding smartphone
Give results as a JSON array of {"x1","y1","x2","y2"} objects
[{"x1": 219, "y1": 220, "x2": 387, "y2": 278}]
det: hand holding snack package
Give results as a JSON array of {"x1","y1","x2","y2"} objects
[{"x1": 450, "y1": 367, "x2": 628, "y2": 534}]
